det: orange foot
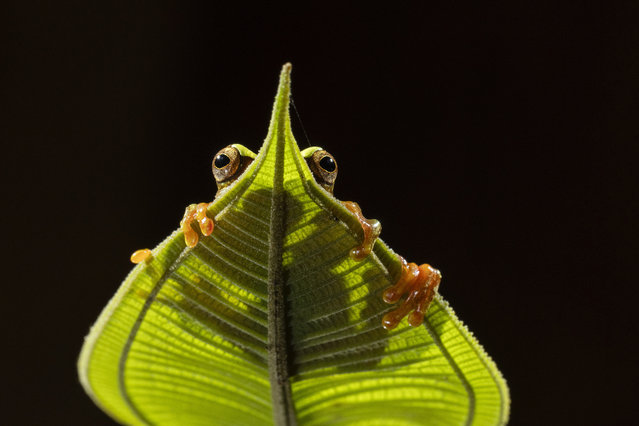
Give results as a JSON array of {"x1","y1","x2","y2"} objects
[
  {"x1": 342, "y1": 201, "x2": 382, "y2": 261},
  {"x1": 180, "y1": 202, "x2": 215, "y2": 248},
  {"x1": 382, "y1": 256, "x2": 442, "y2": 330},
  {"x1": 130, "y1": 248, "x2": 152, "y2": 264}
]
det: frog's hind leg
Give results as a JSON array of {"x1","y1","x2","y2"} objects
[
  {"x1": 382, "y1": 257, "x2": 442, "y2": 330},
  {"x1": 340, "y1": 200, "x2": 441, "y2": 330}
]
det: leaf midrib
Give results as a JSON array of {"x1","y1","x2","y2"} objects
[{"x1": 266, "y1": 65, "x2": 297, "y2": 426}]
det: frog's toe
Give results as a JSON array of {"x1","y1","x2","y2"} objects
[
  {"x1": 181, "y1": 202, "x2": 215, "y2": 248},
  {"x1": 382, "y1": 259, "x2": 441, "y2": 330}
]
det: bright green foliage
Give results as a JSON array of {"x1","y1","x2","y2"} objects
[{"x1": 78, "y1": 64, "x2": 509, "y2": 425}]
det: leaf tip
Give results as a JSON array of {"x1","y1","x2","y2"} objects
[{"x1": 279, "y1": 62, "x2": 293, "y2": 91}]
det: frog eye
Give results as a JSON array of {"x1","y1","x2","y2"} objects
[
  {"x1": 307, "y1": 150, "x2": 338, "y2": 193},
  {"x1": 212, "y1": 146, "x2": 242, "y2": 184}
]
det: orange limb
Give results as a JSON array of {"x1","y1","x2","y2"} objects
[
  {"x1": 180, "y1": 202, "x2": 215, "y2": 248},
  {"x1": 342, "y1": 201, "x2": 382, "y2": 261},
  {"x1": 382, "y1": 256, "x2": 442, "y2": 330},
  {"x1": 130, "y1": 248, "x2": 152, "y2": 264}
]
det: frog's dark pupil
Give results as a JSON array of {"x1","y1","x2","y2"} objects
[
  {"x1": 214, "y1": 154, "x2": 231, "y2": 169},
  {"x1": 319, "y1": 156, "x2": 336, "y2": 172}
]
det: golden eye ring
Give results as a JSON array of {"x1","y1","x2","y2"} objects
[
  {"x1": 307, "y1": 150, "x2": 338, "y2": 192},
  {"x1": 212, "y1": 146, "x2": 242, "y2": 183}
]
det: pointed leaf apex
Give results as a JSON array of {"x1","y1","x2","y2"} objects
[
  {"x1": 263, "y1": 63, "x2": 293, "y2": 147},
  {"x1": 275, "y1": 62, "x2": 292, "y2": 112}
]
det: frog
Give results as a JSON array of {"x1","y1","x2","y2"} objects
[{"x1": 178, "y1": 141, "x2": 442, "y2": 331}]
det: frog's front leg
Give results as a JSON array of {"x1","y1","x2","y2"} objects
[
  {"x1": 180, "y1": 202, "x2": 215, "y2": 248},
  {"x1": 382, "y1": 256, "x2": 442, "y2": 330},
  {"x1": 342, "y1": 201, "x2": 382, "y2": 260}
]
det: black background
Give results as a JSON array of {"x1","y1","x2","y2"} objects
[{"x1": 3, "y1": 2, "x2": 638, "y2": 425}]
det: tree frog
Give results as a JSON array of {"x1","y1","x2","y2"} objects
[{"x1": 177, "y1": 142, "x2": 442, "y2": 331}]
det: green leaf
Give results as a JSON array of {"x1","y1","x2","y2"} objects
[{"x1": 78, "y1": 63, "x2": 510, "y2": 425}]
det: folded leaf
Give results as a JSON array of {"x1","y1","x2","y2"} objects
[{"x1": 78, "y1": 64, "x2": 509, "y2": 425}]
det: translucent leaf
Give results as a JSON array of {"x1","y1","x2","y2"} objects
[{"x1": 78, "y1": 64, "x2": 509, "y2": 425}]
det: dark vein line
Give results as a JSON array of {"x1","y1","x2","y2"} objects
[
  {"x1": 146, "y1": 302, "x2": 268, "y2": 368},
  {"x1": 204, "y1": 232, "x2": 268, "y2": 272},
  {"x1": 234, "y1": 200, "x2": 271, "y2": 226},
  {"x1": 289, "y1": 273, "x2": 387, "y2": 320},
  {"x1": 423, "y1": 316, "x2": 475, "y2": 426},
  {"x1": 124, "y1": 357, "x2": 271, "y2": 408},
  {"x1": 221, "y1": 217, "x2": 269, "y2": 248},
  {"x1": 297, "y1": 332, "x2": 436, "y2": 366},
  {"x1": 437, "y1": 299, "x2": 507, "y2": 424},
  {"x1": 296, "y1": 353, "x2": 441, "y2": 378},
  {"x1": 183, "y1": 252, "x2": 267, "y2": 300},
  {"x1": 269, "y1": 170, "x2": 296, "y2": 426},
  {"x1": 215, "y1": 222, "x2": 268, "y2": 252},
  {"x1": 283, "y1": 227, "x2": 349, "y2": 261},
  {"x1": 287, "y1": 261, "x2": 371, "y2": 301},
  {"x1": 117, "y1": 247, "x2": 192, "y2": 425},
  {"x1": 196, "y1": 237, "x2": 268, "y2": 281},
  {"x1": 128, "y1": 381, "x2": 272, "y2": 422},
  {"x1": 298, "y1": 382, "x2": 469, "y2": 410},
  {"x1": 161, "y1": 297, "x2": 268, "y2": 358},
  {"x1": 176, "y1": 265, "x2": 267, "y2": 314},
  {"x1": 165, "y1": 276, "x2": 268, "y2": 340},
  {"x1": 130, "y1": 337, "x2": 265, "y2": 378},
  {"x1": 178, "y1": 262, "x2": 268, "y2": 309},
  {"x1": 268, "y1": 65, "x2": 297, "y2": 426}
]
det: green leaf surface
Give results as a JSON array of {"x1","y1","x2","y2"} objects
[{"x1": 78, "y1": 64, "x2": 509, "y2": 425}]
